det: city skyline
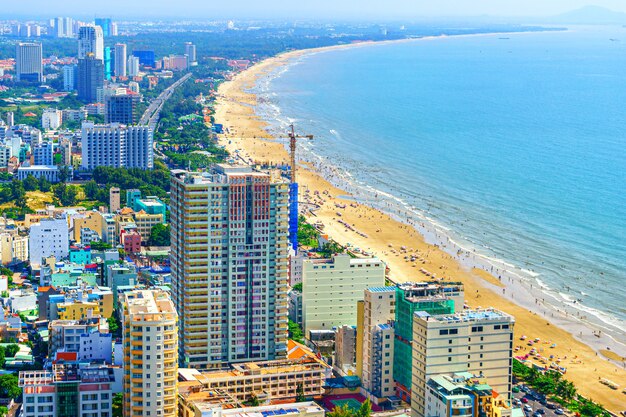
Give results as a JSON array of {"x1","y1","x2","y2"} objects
[{"x1": 2, "y1": 1, "x2": 626, "y2": 19}]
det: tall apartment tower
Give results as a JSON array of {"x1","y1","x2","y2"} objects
[
  {"x1": 411, "y1": 308, "x2": 515, "y2": 417},
  {"x1": 77, "y1": 55, "x2": 104, "y2": 103},
  {"x1": 127, "y1": 56, "x2": 140, "y2": 77},
  {"x1": 170, "y1": 165, "x2": 290, "y2": 369},
  {"x1": 184, "y1": 42, "x2": 197, "y2": 66},
  {"x1": 105, "y1": 93, "x2": 140, "y2": 124},
  {"x1": 15, "y1": 42, "x2": 43, "y2": 82},
  {"x1": 78, "y1": 25, "x2": 104, "y2": 60},
  {"x1": 122, "y1": 289, "x2": 178, "y2": 417},
  {"x1": 114, "y1": 43, "x2": 127, "y2": 77},
  {"x1": 361, "y1": 287, "x2": 396, "y2": 399}
]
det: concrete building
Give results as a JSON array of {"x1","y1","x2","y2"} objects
[
  {"x1": 411, "y1": 309, "x2": 515, "y2": 417},
  {"x1": 288, "y1": 289, "x2": 303, "y2": 327},
  {"x1": 59, "y1": 139, "x2": 72, "y2": 165},
  {"x1": 301, "y1": 255, "x2": 385, "y2": 333},
  {"x1": 181, "y1": 401, "x2": 325, "y2": 417},
  {"x1": 127, "y1": 56, "x2": 140, "y2": 77},
  {"x1": 0, "y1": 232, "x2": 29, "y2": 265},
  {"x1": 114, "y1": 43, "x2": 127, "y2": 77},
  {"x1": 63, "y1": 64, "x2": 76, "y2": 91},
  {"x1": 109, "y1": 187, "x2": 120, "y2": 212},
  {"x1": 170, "y1": 165, "x2": 290, "y2": 368},
  {"x1": 178, "y1": 340, "x2": 329, "y2": 404},
  {"x1": 41, "y1": 109, "x2": 62, "y2": 130},
  {"x1": 361, "y1": 287, "x2": 396, "y2": 399},
  {"x1": 77, "y1": 55, "x2": 104, "y2": 103},
  {"x1": 81, "y1": 123, "x2": 153, "y2": 170},
  {"x1": 48, "y1": 318, "x2": 109, "y2": 358},
  {"x1": 395, "y1": 282, "x2": 464, "y2": 402},
  {"x1": 78, "y1": 25, "x2": 104, "y2": 60},
  {"x1": 184, "y1": 42, "x2": 197, "y2": 66},
  {"x1": 33, "y1": 141, "x2": 55, "y2": 165},
  {"x1": 122, "y1": 289, "x2": 178, "y2": 417},
  {"x1": 17, "y1": 165, "x2": 60, "y2": 183},
  {"x1": 105, "y1": 93, "x2": 140, "y2": 124},
  {"x1": 28, "y1": 216, "x2": 69, "y2": 265},
  {"x1": 424, "y1": 372, "x2": 522, "y2": 417},
  {"x1": 335, "y1": 325, "x2": 357, "y2": 375},
  {"x1": 134, "y1": 210, "x2": 164, "y2": 243},
  {"x1": 19, "y1": 364, "x2": 114, "y2": 417},
  {"x1": 15, "y1": 42, "x2": 43, "y2": 82}
]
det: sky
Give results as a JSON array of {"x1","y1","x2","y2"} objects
[{"x1": 4, "y1": 0, "x2": 626, "y2": 20}]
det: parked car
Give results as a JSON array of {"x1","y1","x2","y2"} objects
[
  {"x1": 521, "y1": 398, "x2": 529, "y2": 404},
  {"x1": 536, "y1": 409, "x2": 545, "y2": 415},
  {"x1": 524, "y1": 405, "x2": 533, "y2": 412},
  {"x1": 555, "y1": 409, "x2": 564, "y2": 415},
  {"x1": 546, "y1": 403, "x2": 557, "y2": 410},
  {"x1": 512, "y1": 386, "x2": 521, "y2": 393}
]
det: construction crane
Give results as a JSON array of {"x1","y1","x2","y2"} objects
[{"x1": 287, "y1": 124, "x2": 313, "y2": 183}]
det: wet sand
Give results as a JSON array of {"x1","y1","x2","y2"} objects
[{"x1": 213, "y1": 42, "x2": 626, "y2": 412}]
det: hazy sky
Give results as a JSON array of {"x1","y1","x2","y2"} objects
[{"x1": 5, "y1": 0, "x2": 626, "y2": 19}]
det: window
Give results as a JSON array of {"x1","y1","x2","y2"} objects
[{"x1": 439, "y1": 329, "x2": 449, "y2": 335}]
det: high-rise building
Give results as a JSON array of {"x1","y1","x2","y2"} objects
[
  {"x1": 394, "y1": 282, "x2": 464, "y2": 402},
  {"x1": 122, "y1": 289, "x2": 178, "y2": 417},
  {"x1": 94, "y1": 18, "x2": 112, "y2": 37},
  {"x1": 81, "y1": 123, "x2": 154, "y2": 170},
  {"x1": 170, "y1": 165, "x2": 290, "y2": 369},
  {"x1": 132, "y1": 50, "x2": 155, "y2": 67},
  {"x1": 411, "y1": 308, "x2": 515, "y2": 417},
  {"x1": 77, "y1": 55, "x2": 104, "y2": 103},
  {"x1": 54, "y1": 16, "x2": 74, "y2": 37},
  {"x1": 361, "y1": 286, "x2": 396, "y2": 399},
  {"x1": 127, "y1": 56, "x2": 140, "y2": 77},
  {"x1": 105, "y1": 93, "x2": 140, "y2": 124},
  {"x1": 15, "y1": 42, "x2": 43, "y2": 83},
  {"x1": 104, "y1": 46, "x2": 112, "y2": 80},
  {"x1": 301, "y1": 255, "x2": 386, "y2": 333},
  {"x1": 62, "y1": 64, "x2": 76, "y2": 91},
  {"x1": 78, "y1": 25, "x2": 104, "y2": 60},
  {"x1": 110, "y1": 22, "x2": 118, "y2": 36},
  {"x1": 184, "y1": 42, "x2": 197, "y2": 66},
  {"x1": 114, "y1": 43, "x2": 127, "y2": 77}
]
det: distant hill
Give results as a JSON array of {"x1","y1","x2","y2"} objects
[{"x1": 548, "y1": 5, "x2": 626, "y2": 24}]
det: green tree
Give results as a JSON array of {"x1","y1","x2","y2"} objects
[
  {"x1": 148, "y1": 224, "x2": 170, "y2": 246},
  {"x1": 295, "y1": 383, "x2": 305, "y2": 402},
  {"x1": 23, "y1": 175, "x2": 38, "y2": 191},
  {"x1": 0, "y1": 405, "x2": 7, "y2": 417},
  {"x1": 90, "y1": 241, "x2": 112, "y2": 251},
  {"x1": 288, "y1": 320, "x2": 304, "y2": 344},
  {"x1": 38, "y1": 176, "x2": 51, "y2": 192},
  {"x1": 245, "y1": 394, "x2": 260, "y2": 407},
  {"x1": 356, "y1": 399, "x2": 372, "y2": 417},
  {"x1": 58, "y1": 165, "x2": 70, "y2": 183},
  {"x1": 0, "y1": 373, "x2": 21, "y2": 400},
  {"x1": 10, "y1": 178, "x2": 25, "y2": 201},
  {"x1": 4, "y1": 344, "x2": 19, "y2": 358},
  {"x1": 84, "y1": 180, "x2": 100, "y2": 200},
  {"x1": 292, "y1": 283, "x2": 302, "y2": 292},
  {"x1": 112, "y1": 393, "x2": 123, "y2": 417},
  {"x1": 328, "y1": 404, "x2": 353, "y2": 417}
]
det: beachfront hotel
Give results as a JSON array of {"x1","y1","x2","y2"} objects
[
  {"x1": 411, "y1": 308, "x2": 515, "y2": 417},
  {"x1": 170, "y1": 165, "x2": 290, "y2": 368},
  {"x1": 301, "y1": 254, "x2": 386, "y2": 334},
  {"x1": 122, "y1": 289, "x2": 179, "y2": 417}
]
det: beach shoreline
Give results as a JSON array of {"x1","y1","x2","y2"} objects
[{"x1": 213, "y1": 32, "x2": 626, "y2": 412}]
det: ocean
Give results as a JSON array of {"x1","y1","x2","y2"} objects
[{"x1": 253, "y1": 26, "x2": 626, "y2": 346}]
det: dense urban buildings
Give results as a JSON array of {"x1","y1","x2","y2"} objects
[
  {"x1": 15, "y1": 42, "x2": 43, "y2": 82},
  {"x1": 122, "y1": 289, "x2": 179, "y2": 417},
  {"x1": 170, "y1": 165, "x2": 290, "y2": 369}
]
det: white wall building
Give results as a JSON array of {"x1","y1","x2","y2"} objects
[
  {"x1": 33, "y1": 141, "x2": 55, "y2": 165},
  {"x1": 411, "y1": 308, "x2": 515, "y2": 417},
  {"x1": 78, "y1": 25, "x2": 104, "y2": 60},
  {"x1": 78, "y1": 331, "x2": 113, "y2": 363},
  {"x1": 301, "y1": 255, "x2": 386, "y2": 333},
  {"x1": 41, "y1": 109, "x2": 62, "y2": 130},
  {"x1": 17, "y1": 165, "x2": 60, "y2": 183},
  {"x1": 28, "y1": 216, "x2": 69, "y2": 266},
  {"x1": 127, "y1": 56, "x2": 140, "y2": 77},
  {"x1": 81, "y1": 123, "x2": 153, "y2": 170}
]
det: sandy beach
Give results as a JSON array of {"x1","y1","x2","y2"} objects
[{"x1": 213, "y1": 40, "x2": 626, "y2": 412}]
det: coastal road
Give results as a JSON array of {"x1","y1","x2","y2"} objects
[
  {"x1": 139, "y1": 72, "x2": 193, "y2": 129},
  {"x1": 513, "y1": 386, "x2": 568, "y2": 417}
]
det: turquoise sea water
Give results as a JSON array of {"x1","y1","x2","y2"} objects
[{"x1": 254, "y1": 26, "x2": 626, "y2": 343}]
